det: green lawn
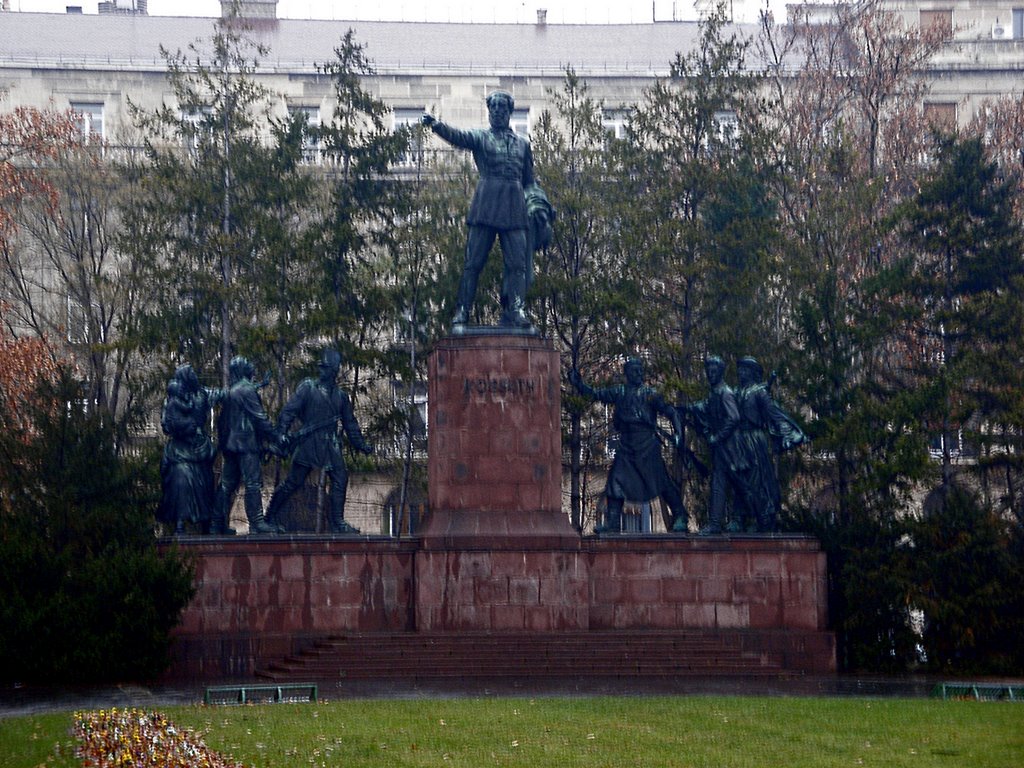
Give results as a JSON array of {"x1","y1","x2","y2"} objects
[{"x1": 2, "y1": 696, "x2": 1022, "y2": 768}]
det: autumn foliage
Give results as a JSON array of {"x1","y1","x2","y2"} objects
[
  {"x1": 0, "y1": 107, "x2": 76, "y2": 432},
  {"x1": 0, "y1": 106, "x2": 77, "y2": 246},
  {"x1": 0, "y1": 303, "x2": 62, "y2": 435}
]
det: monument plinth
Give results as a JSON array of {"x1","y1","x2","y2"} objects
[
  {"x1": 417, "y1": 333, "x2": 587, "y2": 631},
  {"x1": 422, "y1": 333, "x2": 574, "y2": 544}
]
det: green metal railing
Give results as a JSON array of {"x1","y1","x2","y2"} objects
[
  {"x1": 204, "y1": 683, "x2": 318, "y2": 705},
  {"x1": 932, "y1": 682, "x2": 1023, "y2": 701}
]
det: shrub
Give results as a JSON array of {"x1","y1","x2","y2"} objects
[
  {"x1": 0, "y1": 369, "x2": 195, "y2": 684},
  {"x1": 910, "y1": 485, "x2": 1023, "y2": 674}
]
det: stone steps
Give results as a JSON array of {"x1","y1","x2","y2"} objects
[{"x1": 255, "y1": 631, "x2": 787, "y2": 681}]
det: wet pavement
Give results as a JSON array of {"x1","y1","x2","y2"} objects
[{"x1": 0, "y1": 674, "x2": 945, "y2": 718}]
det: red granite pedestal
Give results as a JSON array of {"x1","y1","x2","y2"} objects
[{"x1": 415, "y1": 333, "x2": 588, "y2": 631}]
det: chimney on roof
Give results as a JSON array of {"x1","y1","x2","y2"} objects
[
  {"x1": 536, "y1": 9, "x2": 547, "y2": 26},
  {"x1": 98, "y1": 0, "x2": 148, "y2": 14},
  {"x1": 66, "y1": 5, "x2": 83, "y2": 13},
  {"x1": 221, "y1": 0, "x2": 278, "y2": 19}
]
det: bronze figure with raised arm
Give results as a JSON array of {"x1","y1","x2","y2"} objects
[
  {"x1": 422, "y1": 90, "x2": 552, "y2": 332},
  {"x1": 570, "y1": 359, "x2": 689, "y2": 534}
]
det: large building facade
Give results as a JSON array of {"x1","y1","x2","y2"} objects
[{"x1": 2, "y1": 1, "x2": 1023, "y2": 150}]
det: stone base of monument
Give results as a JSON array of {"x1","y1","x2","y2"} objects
[
  {"x1": 414, "y1": 334, "x2": 588, "y2": 631},
  {"x1": 164, "y1": 535, "x2": 835, "y2": 680}
]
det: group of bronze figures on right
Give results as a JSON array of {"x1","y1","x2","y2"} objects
[{"x1": 570, "y1": 355, "x2": 809, "y2": 536}]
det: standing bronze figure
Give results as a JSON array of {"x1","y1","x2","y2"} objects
[
  {"x1": 212, "y1": 356, "x2": 284, "y2": 535},
  {"x1": 685, "y1": 355, "x2": 744, "y2": 536},
  {"x1": 422, "y1": 91, "x2": 551, "y2": 332},
  {"x1": 158, "y1": 364, "x2": 215, "y2": 535},
  {"x1": 733, "y1": 357, "x2": 809, "y2": 533},
  {"x1": 570, "y1": 359, "x2": 688, "y2": 534},
  {"x1": 266, "y1": 349, "x2": 373, "y2": 535}
]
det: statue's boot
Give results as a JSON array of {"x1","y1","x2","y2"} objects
[
  {"x1": 452, "y1": 272, "x2": 479, "y2": 329},
  {"x1": 698, "y1": 521, "x2": 724, "y2": 536},
  {"x1": 264, "y1": 489, "x2": 289, "y2": 533},
  {"x1": 501, "y1": 270, "x2": 533, "y2": 329},
  {"x1": 329, "y1": 519, "x2": 361, "y2": 534},
  {"x1": 502, "y1": 298, "x2": 532, "y2": 329},
  {"x1": 245, "y1": 489, "x2": 277, "y2": 535},
  {"x1": 209, "y1": 490, "x2": 236, "y2": 535},
  {"x1": 664, "y1": 486, "x2": 688, "y2": 533},
  {"x1": 594, "y1": 499, "x2": 623, "y2": 535},
  {"x1": 327, "y1": 512, "x2": 361, "y2": 535},
  {"x1": 326, "y1": 490, "x2": 360, "y2": 534},
  {"x1": 699, "y1": 493, "x2": 726, "y2": 536}
]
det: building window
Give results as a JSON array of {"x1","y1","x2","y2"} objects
[
  {"x1": 511, "y1": 108, "x2": 530, "y2": 138},
  {"x1": 923, "y1": 102, "x2": 957, "y2": 130},
  {"x1": 919, "y1": 9, "x2": 952, "y2": 37},
  {"x1": 392, "y1": 380, "x2": 427, "y2": 455},
  {"x1": 70, "y1": 101, "x2": 104, "y2": 143},
  {"x1": 602, "y1": 108, "x2": 630, "y2": 141},
  {"x1": 288, "y1": 105, "x2": 321, "y2": 164},
  {"x1": 713, "y1": 109, "x2": 739, "y2": 146},
  {"x1": 1012, "y1": 8, "x2": 1023, "y2": 38},
  {"x1": 181, "y1": 106, "x2": 214, "y2": 154},
  {"x1": 66, "y1": 294, "x2": 102, "y2": 345},
  {"x1": 393, "y1": 108, "x2": 425, "y2": 169}
]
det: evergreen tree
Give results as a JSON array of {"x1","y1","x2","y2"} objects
[
  {"x1": 625, "y1": 4, "x2": 779, "y2": 385},
  {"x1": 758, "y1": 0, "x2": 946, "y2": 530},
  {"x1": 886, "y1": 135, "x2": 1024, "y2": 673},
  {"x1": 0, "y1": 369, "x2": 194, "y2": 683},
  {"x1": 237, "y1": 109, "x2": 321, "y2": 412},
  {"x1": 824, "y1": 513, "x2": 918, "y2": 673},
  {"x1": 124, "y1": 13, "x2": 277, "y2": 386},
  {"x1": 531, "y1": 69, "x2": 646, "y2": 530},
  {"x1": 756, "y1": 1, "x2": 947, "y2": 670},
  {"x1": 911, "y1": 486, "x2": 1020, "y2": 673},
  {"x1": 892, "y1": 134, "x2": 1024, "y2": 495},
  {"x1": 310, "y1": 30, "x2": 411, "y2": 400}
]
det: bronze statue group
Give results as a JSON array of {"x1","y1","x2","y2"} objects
[
  {"x1": 159, "y1": 90, "x2": 807, "y2": 537},
  {"x1": 571, "y1": 355, "x2": 808, "y2": 536},
  {"x1": 157, "y1": 350, "x2": 372, "y2": 536}
]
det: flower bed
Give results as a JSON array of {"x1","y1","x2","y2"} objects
[{"x1": 73, "y1": 708, "x2": 244, "y2": 768}]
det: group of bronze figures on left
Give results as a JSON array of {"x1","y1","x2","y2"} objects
[{"x1": 157, "y1": 350, "x2": 373, "y2": 536}]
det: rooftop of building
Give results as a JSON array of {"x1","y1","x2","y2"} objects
[{"x1": 0, "y1": 11, "x2": 764, "y2": 75}]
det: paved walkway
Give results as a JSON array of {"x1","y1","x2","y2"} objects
[{"x1": 0, "y1": 674, "x2": 943, "y2": 718}]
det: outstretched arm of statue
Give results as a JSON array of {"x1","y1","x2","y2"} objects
[
  {"x1": 423, "y1": 117, "x2": 480, "y2": 151},
  {"x1": 670, "y1": 409, "x2": 684, "y2": 447},
  {"x1": 766, "y1": 394, "x2": 810, "y2": 452},
  {"x1": 339, "y1": 392, "x2": 373, "y2": 455},
  {"x1": 568, "y1": 368, "x2": 595, "y2": 400},
  {"x1": 276, "y1": 380, "x2": 310, "y2": 436}
]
